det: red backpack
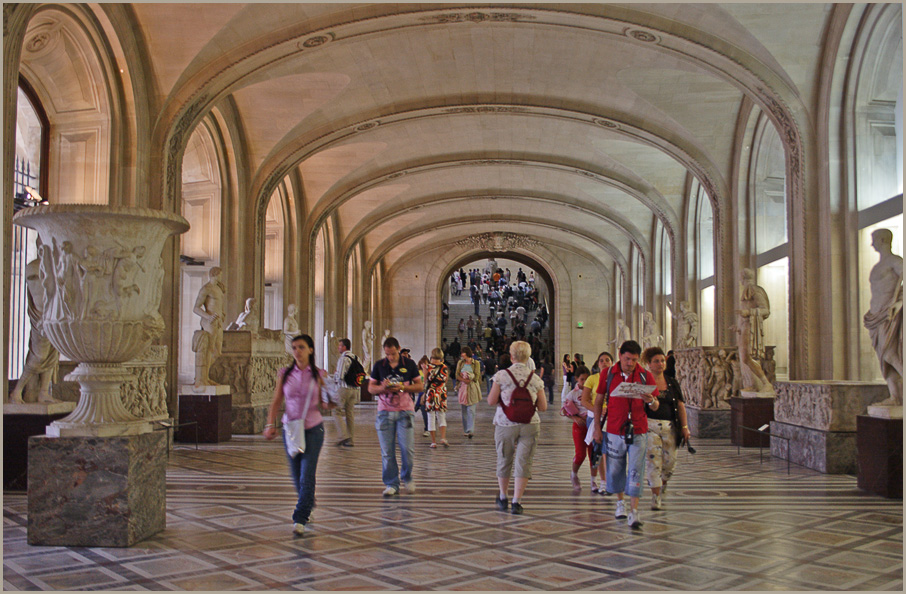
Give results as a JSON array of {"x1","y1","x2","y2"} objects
[{"x1": 500, "y1": 369, "x2": 537, "y2": 423}]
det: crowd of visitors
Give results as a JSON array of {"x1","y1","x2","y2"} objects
[{"x1": 266, "y1": 271, "x2": 688, "y2": 534}]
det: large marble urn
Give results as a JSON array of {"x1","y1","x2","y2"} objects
[{"x1": 13, "y1": 205, "x2": 189, "y2": 437}]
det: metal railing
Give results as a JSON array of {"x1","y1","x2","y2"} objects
[{"x1": 737, "y1": 424, "x2": 790, "y2": 474}]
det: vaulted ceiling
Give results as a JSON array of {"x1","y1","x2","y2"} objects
[{"x1": 133, "y1": 3, "x2": 831, "y2": 280}]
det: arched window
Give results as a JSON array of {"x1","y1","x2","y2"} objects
[
  {"x1": 263, "y1": 189, "x2": 286, "y2": 331},
  {"x1": 694, "y1": 181, "x2": 715, "y2": 347},
  {"x1": 8, "y1": 79, "x2": 48, "y2": 381}
]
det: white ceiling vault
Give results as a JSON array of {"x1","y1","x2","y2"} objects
[{"x1": 134, "y1": 3, "x2": 828, "y2": 296}]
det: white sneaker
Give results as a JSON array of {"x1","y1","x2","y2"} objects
[
  {"x1": 292, "y1": 522, "x2": 305, "y2": 535},
  {"x1": 614, "y1": 500, "x2": 627, "y2": 519},
  {"x1": 628, "y1": 509, "x2": 642, "y2": 528},
  {"x1": 423, "y1": 431, "x2": 430, "y2": 437},
  {"x1": 651, "y1": 493, "x2": 663, "y2": 510},
  {"x1": 382, "y1": 486, "x2": 399, "y2": 497},
  {"x1": 403, "y1": 481, "x2": 416, "y2": 494},
  {"x1": 570, "y1": 473, "x2": 581, "y2": 491}
]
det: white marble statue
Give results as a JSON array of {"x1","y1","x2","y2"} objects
[
  {"x1": 192, "y1": 267, "x2": 226, "y2": 388},
  {"x1": 735, "y1": 268, "x2": 772, "y2": 393},
  {"x1": 227, "y1": 297, "x2": 260, "y2": 334},
  {"x1": 362, "y1": 320, "x2": 374, "y2": 371},
  {"x1": 864, "y1": 228, "x2": 903, "y2": 405},
  {"x1": 642, "y1": 312, "x2": 664, "y2": 351},
  {"x1": 677, "y1": 300, "x2": 699, "y2": 348},
  {"x1": 283, "y1": 304, "x2": 300, "y2": 355},
  {"x1": 382, "y1": 328, "x2": 391, "y2": 345},
  {"x1": 9, "y1": 241, "x2": 60, "y2": 404},
  {"x1": 611, "y1": 318, "x2": 632, "y2": 347}
]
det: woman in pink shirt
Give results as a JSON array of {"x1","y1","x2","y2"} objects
[{"x1": 264, "y1": 334, "x2": 334, "y2": 536}]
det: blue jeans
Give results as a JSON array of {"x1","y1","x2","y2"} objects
[
  {"x1": 605, "y1": 431, "x2": 648, "y2": 498},
  {"x1": 462, "y1": 403, "x2": 477, "y2": 434},
  {"x1": 375, "y1": 411, "x2": 414, "y2": 488},
  {"x1": 415, "y1": 393, "x2": 429, "y2": 431},
  {"x1": 284, "y1": 423, "x2": 324, "y2": 524}
]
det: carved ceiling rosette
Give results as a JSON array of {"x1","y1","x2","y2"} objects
[{"x1": 13, "y1": 205, "x2": 189, "y2": 437}]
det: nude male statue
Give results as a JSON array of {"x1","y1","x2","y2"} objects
[{"x1": 192, "y1": 267, "x2": 226, "y2": 387}]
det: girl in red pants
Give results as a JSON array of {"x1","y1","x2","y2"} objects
[{"x1": 562, "y1": 366, "x2": 593, "y2": 492}]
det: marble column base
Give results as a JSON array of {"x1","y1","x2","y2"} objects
[
  {"x1": 231, "y1": 403, "x2": 268, "y2": 434},
  {"x1": 27, "y1": 432, "x2": 166, "y2": 547},
  {"x1": 685, "y1": 406, "x2": 731, "y2": 438},
  {"x1": 769, "y1": 420, "x2": 856, "y2": 474}
]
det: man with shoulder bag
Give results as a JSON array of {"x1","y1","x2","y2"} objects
[
  {"x1": 592, "y1": 340, "x2": 659, "y2": 529},
  {"x1": 333, "y1": 338, "x2": 364, "y2": 447}
]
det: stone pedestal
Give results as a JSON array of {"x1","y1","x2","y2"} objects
[
  {"x1": 209, "y1": 330, "x2": 290, "y2": 433},
  {"x1": 730, "y1": 396, "x2": 774, "y2": 447},
  {"x1": 177, "y1": 387, "x2": 232, "y2": 443},
  {"x1": 4, "y1": 409, "x2": 73, "y2": 490},
  {"x1": 770, "y1": 381, "x2": 889, "y2": 473},
  {"x1": 856, "y1": 415, "x2": 902, "y2": 499},
  {"x1": 867, "y1": 405, "x2": 903, "y2": 419},
  {"x1": 685, "y1": 405, "x2": 731, "y2": 438},
  {"x1": 27, "y1": 431, "x2": 166, "y2": 547}
]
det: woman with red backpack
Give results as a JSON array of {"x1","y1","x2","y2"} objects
[{"x1": 487, "y1": 340, "x2": 547, "y2": 515}]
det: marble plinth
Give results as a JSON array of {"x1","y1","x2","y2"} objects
[
  {"x1": 856, "y1": 415, "x2": 902, "y2": 498},
  {"x1": 868, "y1": 405, "x2": 903, "y2": 419},
  {"x1": 685, "y1": 406, "x2": 730, "y2": 438},
  {"x1": 4, "y1": 412, "x2": 72, "y2": 490},
  {"x1": 770, "y1": 420, "x2": 856, "y2": 474},
  {"x1": 179, "y1": 384, "x2": 230, "y2": 396},
  {"x1": 177, "y1": 392, "x2": 232, "y2": 442},
  {"x1": 28, "y1": 432, "x2": 166, "y2": 546},
  {"x1": 730, "y1": 397, "x2": 774, "y2": 447},
  {"x1": 4, "y1": 401, "x2": 76, "y2": 415}
]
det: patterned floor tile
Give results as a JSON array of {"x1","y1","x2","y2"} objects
[{"x1": 3, "y1": 404, "x2": 902, "y2": 591}]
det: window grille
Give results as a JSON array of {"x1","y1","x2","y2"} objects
[{"x1": 8, "y1": 157, "x2": 40, "y2": 381}]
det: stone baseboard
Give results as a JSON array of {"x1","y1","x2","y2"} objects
[
  {"x1": 232, "y1": 404, "x2": 268, "y2": 434},
  {"x1": 769, "y1": 420, "x2": 856, "y2": 474},
  {"x1": 685, "y1": 406, "x2": 731, "y2": 438},
  {"x1": 28, "y1": 432, "x2": 166, "y2": 547}
]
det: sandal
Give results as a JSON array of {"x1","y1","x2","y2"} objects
[
  {"x1": 430, "y1": 443, "x2": 437, "y2": 448},
  {"x1": 441, "y1": 440, "x2": 450, "y2": 447}
]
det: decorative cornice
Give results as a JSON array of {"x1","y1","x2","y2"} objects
[{"x1": 419, "y1": 12, "x2": 537, "y2": 24}]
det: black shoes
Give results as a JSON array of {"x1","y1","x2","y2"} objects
[
  {"x1": 511, "y1": 502, "x2": 523, "y2": 515},
  {"x1": 495, "y1": 495, "x2": 509, "y2": 511}
]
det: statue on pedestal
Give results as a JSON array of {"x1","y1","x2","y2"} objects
[
  {"x1": 610, "y1": 318, "x2": 632, "y2": 347},
  {"x1": 362, "y1": 321, "x2": 374, "y2": 371},
  {"x1": 227, "y1": 297, "x2": 260, "y2": 334},
  {"x1": 864, "y1": 229, "x2": 903, "y2": 405},
  {"x1": 677, "y1": 301, "x2": 699, "y2": 348},
  {"x1": 191, "y1": 267, "x2": 225, "y2": 388},
  {"x1": 283, "y1": 304, "x2": 300, "y2": 355},
  {"x1": 734, "y1": 268, "x2": 772, "y2": 393},
  {"x1": 8, "y1": 241, "x2": 60, "y2": 404},
  {"x1": 642, "y1": 312, "x2": 663, "y2": 351}
]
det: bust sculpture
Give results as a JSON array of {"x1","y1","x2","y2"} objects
[
  {"x1": 8, "y1": 241, "x2": 60, "y2": 404},
  {"x1": 735, "y1": 268, "x2": 772, "y2": 393},
  {"x1": 191, "y1": 267, "x2": 225, "y2": 387},
  {"x1": 362, "y1": 321, "x2": 374, "y2": 370},
  {"x1": 228, "y1": 297, "x2": 260, "y2": 334},
  {"x1": 864, "y1": 228, "x2": 903, "y2": 405},
  {"x1": 283, "y1": 304, "x2": 300, "y2": 355}
]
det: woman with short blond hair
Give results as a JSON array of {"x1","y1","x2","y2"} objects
[{"x1": 488, "y1": 340, "x2": 547, "y2": 514}]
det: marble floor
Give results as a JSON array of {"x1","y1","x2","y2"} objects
[{"x1": 3, "y1": 402, "x2": 902, "y2": 591}]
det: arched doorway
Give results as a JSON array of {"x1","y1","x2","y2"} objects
[{"x1": 439, "y1": 252, "x2": 556, "y2": 369}]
